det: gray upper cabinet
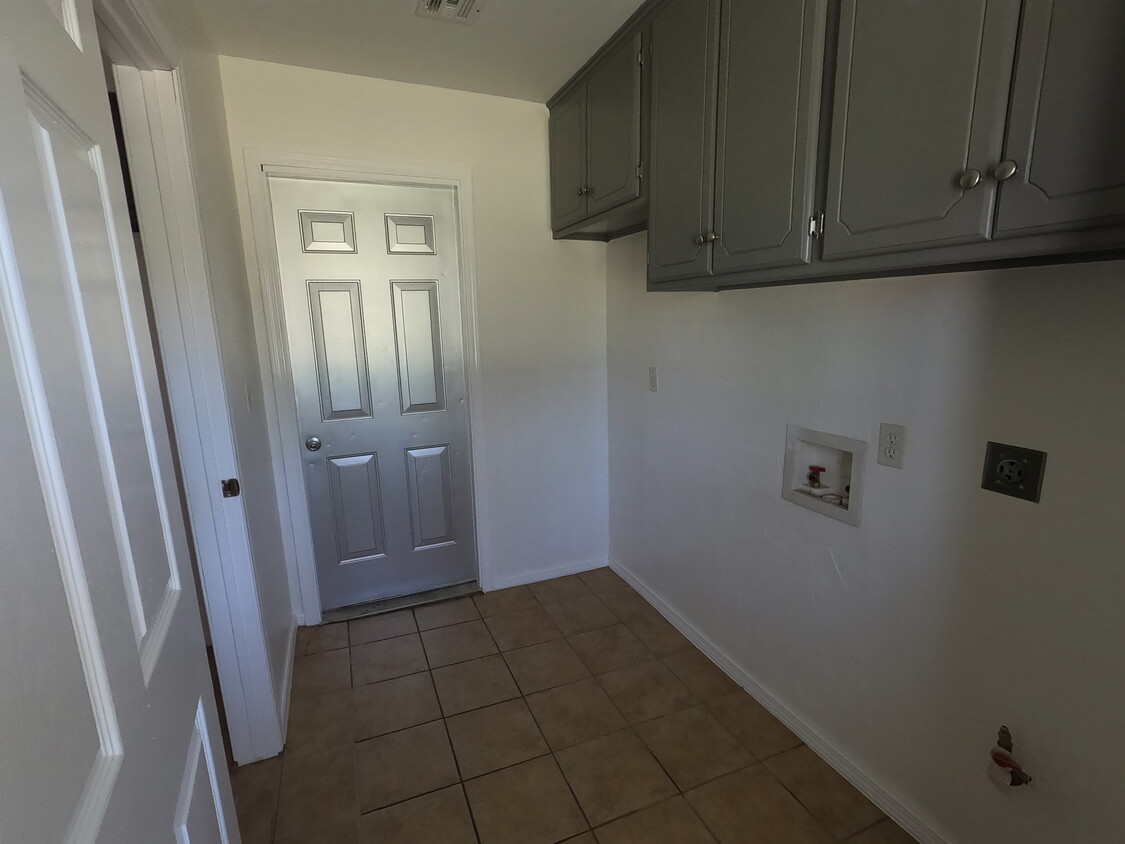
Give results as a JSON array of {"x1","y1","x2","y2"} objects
[
  {"x1": 712, "y1": 0, "x2": 827, "y2": 275},
  {"x1": 548, "y1": 88, "x2": 587, "y2": 230},
  {"x1": 994, "y1": 0, "x2": 1125, "y2": 237},
  {"x1": 647, "y1": 0, "x2": 720, "y2": 283},
  {"x1": 822, "y1": 0, "x2": 1022, "y2": 260},
  {"x1": 587, "y1": 32, "x2": 644, "y2": 218}
]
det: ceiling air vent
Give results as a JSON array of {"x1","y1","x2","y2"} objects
[{"x1": 415, "y1": 0, "x2": 486, "y2": 25}]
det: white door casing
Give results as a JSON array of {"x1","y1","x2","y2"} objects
[{"x1": 0, "y1": 0, "x2": 236, "y2": 840}]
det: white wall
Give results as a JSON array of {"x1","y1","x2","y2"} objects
[
  {"x1": 217, "y1": 56, "x2": 610, "y2": 592},
  {"x1": 607, "y1": 231, "x2": 1125, "y2": 843}
]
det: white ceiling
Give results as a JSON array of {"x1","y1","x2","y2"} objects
[{"x1": 191, "y1": 0, "x2": 647, "y2": 103}]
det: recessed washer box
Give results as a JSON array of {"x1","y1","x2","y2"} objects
[{"x1": 782, "y1": 426, "x2": 867, "y2": 526}]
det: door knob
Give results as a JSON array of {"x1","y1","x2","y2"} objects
[
  {"x1": 959, "y1": 168, "x2": 983, "y2": 190},
  {"x1": 305, "y1": 436, "x2": 322, "y2": 452},
  {"x1": 994, "y1": 160, "x2": 1019, "y2": 182}
]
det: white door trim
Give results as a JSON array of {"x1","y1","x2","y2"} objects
[
  {"x1": 101, "y1": 0, "x2": 285, "y2": 764},
  {"x1": 243, "y1": 149, "x2": 494, "y2": 622}
]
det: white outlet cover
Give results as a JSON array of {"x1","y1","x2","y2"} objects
[{"x1": 877, "y1": 423, "x2": 906, "y2": 469}]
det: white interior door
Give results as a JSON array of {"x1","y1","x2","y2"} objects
[{"x1": 0, "y1": 1, "x2": 236, "y2": 842}]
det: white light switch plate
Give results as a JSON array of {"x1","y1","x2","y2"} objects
[{"x1": 877, "y1": 423, "x2": 906, "y2": 469}]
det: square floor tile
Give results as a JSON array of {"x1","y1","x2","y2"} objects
[
  {"x1": 525, "y1": 678, "x2": 627, "y2": 750},
  {"x1": 543, "y1": 595, "x2": 619, "y2": 636},
  {"x1": 359, "y1": 784, "x2": 477, "y2": 844},
  {"x1": 474, "y1": 585, "x2": 539, "y2": 617},
  {"x1": 485, "y1": 606, "x2": 561, "y2": 651},
  {"x1": 296, "y1": 622, "x2": 349, "y2": 656},
  {"x1": 706, "y1": 691, "x2": 802, "y2": 759},
  {"x1": 686, "y1": 766, "x2": 832, "y2": 844},
  {"x1": 556, "y1": 729, "x2": 676, "y2": 826},
  {"x1": 636, "y1": 705, "x2": 755, "y2": 790},
  {"x1": 598, "y1": 587, "x2": 659, "y2": 624},
  {"x1": 421, "y1": 619, "x2": 498, "y2": 668},
  {"x1": 447, "y1": 698, "x2": 549, "y2": 778},
  {"x1": 848, "y1": 819, "x2": 919, "y2": 844},
  {"x1": 577, "y1": 567, "x2": 628, "y2": 594},
  {"x1": 662, "y1": 650, "x2": 739, "y2": 701},
  {"x1": 464, "y1": 755, "x2": 587, "y2": 844},
  {"x1": 350, "y1": 610, "x2": 416, "y2": 646},
  {"x1": 598, "y1": 660, "x2": 696, "y2": 724},
  {"x1": 528, "y1": 574, "x2": 591, "y2": 605},
  {"x1": 285, "y1": 688, "x2": 354, "y2": 759},
  {"x1": 291, "y1": 650, "x2": 351, "y2": 700},
  {"x1": 414, "y1": 596, "x2": 481, "y2": 631},
  {"x1": 353, "y1": 671, "x2": 441, "y2": 740},
  {"x1": 356, "y1": 720, "x2": 459, "y2": 812},
  {"x1": 230, "y1": 757, "x2": 280, "y2": 844},
  {"x1": 628, "y1": 614, "x2": 694, "y2": 656},
  {"x1": 568, "y1": 624, "x2": 651, "y2": 675},
  {"x1": 764, "y1": 745, "x2": 885, "y2": 839},
  {"x1": 504, "y1": 639, "x2": 590, "y2": 694},
  {"x1": 432, "y1": 654, "x2": 520, "y2": 716},
  {"x1": 351, "y1": 634, "x2": 428, "y2": 687},
  {"x1": 594, "y1": 796, "x2": 717, "y2": 844},
  {"x1": 275, "y1": 745, "x2": 357, "y2": 844}
]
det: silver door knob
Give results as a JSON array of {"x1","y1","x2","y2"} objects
[
  {"x1": 305, "y1": 436, "x2": 322, "y2": 452},
  {"x1": 959, "y1": 168, "x2": 982, "y2": 190},
  {"x1": 694, "y1": 234, "x2": 706, "y2": 246},
  {"x1": 994, "y1": 160, "x2": 1019, "y2": 182},
  {"x1": 705, "y1": 232, "x2": 718, "y2": 243}
]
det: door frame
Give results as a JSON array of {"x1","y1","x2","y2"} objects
[
  {"x1": 243, "y1": 150, "x2": 492, "y2": 624},
  {"x1": 98, "y1": 0, "x2": 286, "y2": 764}
]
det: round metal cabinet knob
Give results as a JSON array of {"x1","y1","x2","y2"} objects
[
  {"x1": 705, "y1": 231, "x2": 718, "y2": 243},
  {"x1": 305, "y1": 436, "x2": 323, "y2": 452},
  {"x1": 959, "y1": 168, "x2": 983, "y2": 190},
  {"x1": 994, "y1": 160, "x2": 1019, "y2": 182},
  {"x1": 694, "y1": 233, "x2": 706, "y2": 246}
]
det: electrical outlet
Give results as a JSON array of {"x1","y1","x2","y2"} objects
[
  {"x1": 648, "y1": 366, "x2": 659, "y2": 393},
  {"x1": 981, "y1": 441, "x2": 1046, "y2": 503},
  {"x1": 877, "y1": 423, "x2": 906, "y2": 469}
]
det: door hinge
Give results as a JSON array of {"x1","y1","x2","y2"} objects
[
  {"x1": 636, "y1": 163, "x2": 644, "y2": 182},
  {"x1": 221, "y1": 478, "x2": 241, "y2": 498},
  {"x1": 809, "y1": 211, "x2": 825, "y2": 239},
  {"x1": 638, "y1": 50, "x2": 645, "y2": 69}
]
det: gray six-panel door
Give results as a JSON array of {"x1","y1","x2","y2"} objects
[
  {"x1": 994, "y1": 0, "x2": 1125, "y2": 237},
  {"x1": 647, "y1": 0, "x2": 721, "y2": 283},
  {"x1": 549, "y1": 88, "x2": 588, "y2": 230},
  {"x1": 822, "y1": 0, "x2": 1022, "y2": 259},
  {"x1": 586, "y1": 32, "x2": 644, "y2": 219},
  {"x1": 713, "y1": 0, "x2": 827, "y2": 275}
]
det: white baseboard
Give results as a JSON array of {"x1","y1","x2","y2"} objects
[
  {"x1": 609, "y1": 557, "x2": 945, "y2": 844},
  {"x1": 485, "y1": 556, "x2": 610, "y2": 592}
]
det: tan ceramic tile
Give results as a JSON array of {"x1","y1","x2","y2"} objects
[
  {"x1": 662, "y1": 650, "x2": 739, "y2": 701},
  {"x1": 563, "y1": 835, "x2": 598, "y2": 844},
  {"x1": 598, "y1": 587, "x2": 659, "y2": 624},
  {"x1": 353, "y1": 671, "x2": 441, "y2": 740},
  {"x1": 474, "y1": 585, "x2": 539, "y2": 617},
  {"x1": 598, "y1": 660, "x2": 696, "y2": 724},
  {"x1": 296, "y1": 622, "x2": 349, "y2": 656},
  {"x1": 432, "y1": 654, "x2": 521, "y2": 716},
  {"x1": 504, "y1": 638, "x2": 590, "y2": 694},
  {"x1": 556, "y1": 729, "x2": 677, "y2": 826},
  {"x1": 351, "y1": 633, "x2": 428, "y2": 687},
  {"x1": 526, "y1": 678, "x2": 627, "y2": 750},
  {"x1": 636, "y1": 705, "x2": 755, "y2": 790},
  {"x1": 594, "y1": 795, "x2": 717, "y2": 844},
  {"x1": 414, "y1": 596, "x2": 481, "y2": 631},
  {"x1": 285, "y1": 688, "x2": 354, "y2": 759},
  {"x1": 291, "y1": 649, "x2": 351, "y2": 700},
  {"x1": 447, "y1": 698, "x2": 550, "y2": 778},
  {"x1": 464, "y1": 755, "x2": 587, "y2": 844},
  {"x1": 706, "y1": 690, "x2": 802, "y2": 759},
  {"x1": 543, "y1": 594, "x2": 620, "y2": 636},
  {"x1": 568, "y1": 623, "x2": 652, "y2": 675},
  {"x1": 421, "y1": 619, "x2": 498, "y2": 668},
  {"x1": 764, "y1": 745, "x2": 885, "y2": 839},
  {"x1": 484, "y1": 606, "x2": 562, "y2": 651},
  {"x1": 686, "y1": 766, "x2": 832, "y2": 844},
  {"x1": 350, "y1": 609, "x2": 417, "y2": 646},
  {"x1": 274, "y1": 745, "x2": 357, "y2": 844},
  {"x1": 628, "y1": 614, "x2": 695, "y2": 656},
  {"x1": 577, "y1": 567, "x2": 628, "y2": 594},
  {"x1": 230, "y1": 756, "x2": 280, "y2": 844},
  {"x1": 356, "y1": 720, "x2": 459, "y2": 812},
  {"x1": 528, "y1": 574, "x2": 592, "y2": 605},
  {"x1": 359, "y1": 784, "x2": 477, "y2": 844},
  {"x1": 847, "y1": 819, "x2": 919, "y2": 844}
]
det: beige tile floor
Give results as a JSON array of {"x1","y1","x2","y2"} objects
[{"x1": 231, "y1": 570, "x2": 919, "y2": 844}]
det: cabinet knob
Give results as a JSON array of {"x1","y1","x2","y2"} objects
[
  {"x1": 994, "y1": 160, "x2": 1019, "y2": 182},
  {"x1": 959, "y1": 168, "x2": 982, "y2": 190},
  {"x1": 705, "y1": 232, "x2": 718, "y2": 243},
  {"x1": 694, "y1": 234, "x2": 706, "y2": 246},
  {"x1": 577, "y1": 186, "x2": 587, "y2": 196}
]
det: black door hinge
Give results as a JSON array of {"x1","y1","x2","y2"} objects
[{"x1": 221, "y1": 478, "x2": 241, "y2": 498}]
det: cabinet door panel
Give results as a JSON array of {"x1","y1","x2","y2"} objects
[
  {"x1": 713, "y1": 0, "x2": 827, "y2": 274},
  {"x1": 648, "y1": 0, "x2": 721, "y2": 283},
  {"x1": 587, "y1": 32, "x2": 643, "y2": 218},
  {"x1": 822, "y1": 0, "x2": 1021, "y2": 259},
  {"x1": 549, "y1": 88, "x2": 587, "y2": 230},
  {"x1": 995, "y1": 0, "x2": 1125, "y2": 236}
]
